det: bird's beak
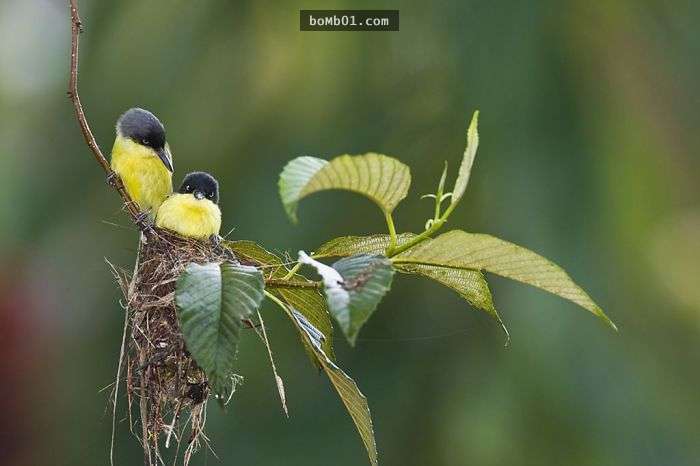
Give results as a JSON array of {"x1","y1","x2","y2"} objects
[
  {"x1": 156, "y1": 146, "x2": 174, "y2": 172},
  {"x1": 194, "y1": 190, "x2": 205, "y2": 200}
]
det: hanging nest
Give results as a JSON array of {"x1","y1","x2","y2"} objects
[{"x1": 114, "y1": 228, "x2": 244, "y2": 465}]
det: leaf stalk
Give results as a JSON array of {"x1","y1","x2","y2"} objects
[
  {"x1": 386, "y1": 218, "x2": 445, "y2": 257},
  {"x1": 384, "y1": 211, "x2": 398, "y2": 252}
]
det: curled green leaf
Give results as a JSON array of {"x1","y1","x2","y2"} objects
[
  {"x1": 451, "y1": 110, "x2": 479, "y2": 207},
  {"x1": 278, "y1": 156, "x2": 328, "y2": 223},
  {"x1": 279, "y1": 153, "x2": 411, "y2": 223}
]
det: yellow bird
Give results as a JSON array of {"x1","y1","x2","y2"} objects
[
  {"x1": 156, "y1": 172, "x2": 222, "y2": 240},
  {"x1": 110, "y1": 108, "x2": 174, "y2": 219}
]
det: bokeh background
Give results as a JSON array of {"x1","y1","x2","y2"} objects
[{"x1": 1, "y1": 1, "x2": 699, "y2": 465}]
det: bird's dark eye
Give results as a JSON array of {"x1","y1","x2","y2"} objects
[
  {"x1": 185, "y1": 185, "x2": 191, "y2": 191},
  {"x1": 142, "y1": 138, "x2": 150, "y2": 146},
  {"x1": 207, "y1": 193, "x2": 214, "y2": 198}
]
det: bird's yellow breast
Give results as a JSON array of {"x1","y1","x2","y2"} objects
[
  {"x1": 156, "y1": 193, "x2": 222, "y2": 240},
  {"x1": 111, "y1": 136, "x2": 172, "y2": 216}
]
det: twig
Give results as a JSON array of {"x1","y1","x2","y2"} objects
[
  {"x1": 264, "y1": 278, "x2": 321, "y2": 289},
  {"x1": 68, "y1": 0, "x2": 141, "y2": 223},
  {"x1": 106, "y1": 247, "x2": 142, "y2": 466},
  {"x1": 111, "y1": 299, "x2": 130, "y2": 466},
  {"x1": 254, "y1": 310, "x2": 288, "y2": 417},
  {"x1": 164, "y1": 400, "x2": 182, "y2": 449},
  {"x1": 140, "y1": 364, "x2": 153, "y2": 466}
]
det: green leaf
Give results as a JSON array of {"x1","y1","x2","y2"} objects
[
  {"x1": 283, "y1": 305, "x2": 378, "y2": 466},
  {"x1": 451, "y1": 110, "x2": 479, "y2": 206},
  {"x1": 314, "y1": 234, "x2": 507, "y2": 338},
  {"x1": 278, "y1": 156, "x2": 328, "y2": 223},
  {"x1": 299, "y1": 252, "x2": 395, "y2": 346},
  {"x1": 395, "y1": 230, "x2": 617, "y2": 330},
  {"x1": 315, "y1": 233, "x2": 417, "y2": 257},
  {"x1": 226, "y1": 240, "x2": 335, "y2": 359},
  {"x1": 175, "y1": 262, "x2": 265, "y2": 398},
  {"x1": 279, "y1": 153, "x2": 411, "y2": 223}
]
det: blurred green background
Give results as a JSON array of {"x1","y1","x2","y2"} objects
[{"x1": 1, "y1": 1, "x2": 699, "y2": 465}]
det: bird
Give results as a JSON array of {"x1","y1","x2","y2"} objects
[
  {"x1": 110, "y1": 108, "x2": 174, "y2": 220},
  {"x1": 156, "y1": 172, "x2": 222, "y2": 240}
]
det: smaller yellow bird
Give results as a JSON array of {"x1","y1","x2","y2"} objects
[{"x1": 156, "y1": 172, "x2": 222, "y2": 240}]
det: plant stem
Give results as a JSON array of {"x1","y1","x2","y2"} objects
[
  {"x1": 384, "y1": 211, "x2": 398, "y2": 253},
  {"x1": 433, "y1": 198, "x2": 442, "y2": 222},
  {"x1": 433, "y1": 168, "x2": 445, "y2": 222},
  {"x1": 265, "y1": 290, "x2": 291, "y2": 313},
  {"x1": 440, "y1": 199, "x2": 458, "y2": 222},
  {"x1": 265, "y1": 279, "x2": 321, "y2": 289},
  {"x1": 387, "y1": 218, "x2": 445, "y2": 257},
  {"x1": 387, "y1": 161, "x2": 456, "y2": 257},
  {"x1": 390, "y1": 168, "x2": 465, "y2": 257}
]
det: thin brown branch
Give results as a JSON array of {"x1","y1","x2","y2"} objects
[{"x1": 68, "y1": 0, "x2": 141, "y2": 222}]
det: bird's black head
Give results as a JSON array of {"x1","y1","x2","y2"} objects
[
  {"x1": 117, "y1": 108, "x2": 173, "y2": 172},
  {"x1": 178, "y1": 172, "x2": 219, "y2": 204},
  {"x1": 117, "y1": 108, "x2": 166, "y2": 149}
]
